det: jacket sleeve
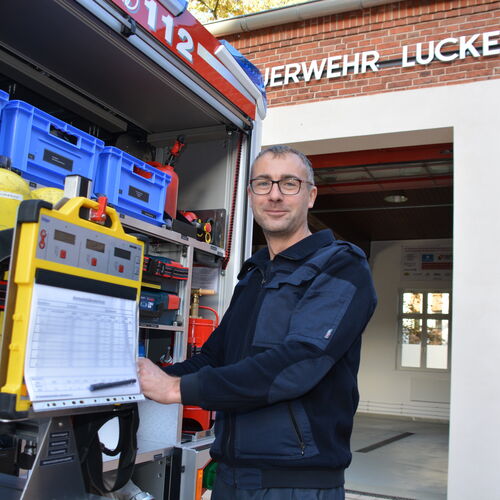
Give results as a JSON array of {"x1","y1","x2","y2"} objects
[
  {"x1": 162, "y1": 285, "x2": 242, "y2": 377},
  {"x1": 180, "y1": 248, "x2": 377, "y2": 411}
]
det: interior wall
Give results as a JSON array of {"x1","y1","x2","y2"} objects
[
  {"x1": 175, "y1": 137, "x2": 231, "y2": 212},
  {"x1": 167, "y1": 132, "x2": 253, "y2": 312},
  {"x1": 261, "y1": 79, "x2": 500, "y2": 498},
  {"x1": 358, "y1": 239, "x2": 452, "y2": 421}
]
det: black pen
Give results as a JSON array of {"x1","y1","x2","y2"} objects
[{"x1": 89, "y1": 378, "x2": 137, "y2": 391}]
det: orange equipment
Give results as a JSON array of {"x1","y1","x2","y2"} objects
[
  {"x1": 183, "y1": 288, "x2": 219, "y2": 432},
  {"x1": 148, "y1": 135, "x2": 185, "y2": 220}
]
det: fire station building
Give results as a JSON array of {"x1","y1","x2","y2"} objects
[{"x1": 207, "y1": 1, "x2": 500, "y2": 498}]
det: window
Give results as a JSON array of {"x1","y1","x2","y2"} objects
[{"x1": 398, "y1": 290, "x2": 451, "y2": 370}]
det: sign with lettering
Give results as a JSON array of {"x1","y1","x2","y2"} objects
[{"x1": 264, "y1": 30, "x2": 500, "y2": 87}]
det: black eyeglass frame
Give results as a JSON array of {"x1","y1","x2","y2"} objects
[{"x1": 248, "y1": 177, "x2": 315, "y2": 195}]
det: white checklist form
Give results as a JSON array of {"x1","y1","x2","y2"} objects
[{"x1": 24, "y1": 283, "x2": 144, "y2": 411}]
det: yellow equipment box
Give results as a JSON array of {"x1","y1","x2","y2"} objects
[{"x1": 0, "y1": 197, "x2": 144, "y2": 419}]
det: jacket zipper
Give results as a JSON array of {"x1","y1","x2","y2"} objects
[
  {"x1": 287, "y1": 402, "x2": 306, "y2": 456},
  {"x1": 259, "y1": 265, "x2": 267, "y2": 285},
  {"x1": 224, "y1": 412, "x2": 234, "y2": 461}
]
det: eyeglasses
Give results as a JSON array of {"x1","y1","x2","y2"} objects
[{"x1": 249, "y1": 177, "x2": 314, "y2": 195}]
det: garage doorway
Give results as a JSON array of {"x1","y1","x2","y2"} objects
[{"x1": 309, "y1": 143, "x2": 453, "y2": 499}]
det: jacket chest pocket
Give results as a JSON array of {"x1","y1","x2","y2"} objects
[{"x1": 252, "y1": 265, "x2": 318, "y2": 348}]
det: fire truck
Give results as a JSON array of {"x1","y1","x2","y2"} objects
[{"x1": 0, "y1": 1, "x2": 265, "y2": 499}]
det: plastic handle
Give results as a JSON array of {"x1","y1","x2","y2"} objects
[{"x1": 49, "y1": 125, "x2": 78, "y2": 146}]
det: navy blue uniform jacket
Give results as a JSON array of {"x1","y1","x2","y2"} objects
[{"x1": 166, "y1": 230, "x2": 377, "y2": 488}]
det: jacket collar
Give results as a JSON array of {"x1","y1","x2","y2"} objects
[
  {"x1": 278, "y1": 229, "x2": 334, "y2": 261},
  {"x1": 238, "y1": 230, "x2": 335, "y2": 279}
]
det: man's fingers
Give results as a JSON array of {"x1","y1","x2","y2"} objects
[
  {"x1": 137, "y1": 356, "x2": 152, "y2": 371},
  {"x1": 137, "y1": 357, "x2": 156, "y2": 392},
  {"x1": 136, "y1": 357, "x2": 181, "y2": 404}
]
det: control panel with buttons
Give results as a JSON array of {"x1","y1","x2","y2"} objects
[{"x1": 35, "y1": 215, "x2": 142, "y2": 281}]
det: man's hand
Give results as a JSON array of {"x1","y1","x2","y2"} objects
[{"x1": 137, "y1": 357, "x2": 181, "y2": 404}]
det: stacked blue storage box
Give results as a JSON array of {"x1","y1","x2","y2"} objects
[
  {"x1": 0, "y1": 100, "x2": 104, "y2": 188},
  {"x1": 0, "y1": 90, "x2": 9, "y2": 117},
  {"x1": 94, "y1": 147, "x2": 171, "y2": 226},
  {"x1": 0, "y1": 97, "x2": 171, "y2": 227}
]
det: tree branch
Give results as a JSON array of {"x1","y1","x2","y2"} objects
[{"x1": 193, "y1": 0, "x2": 217, "y2": 19}]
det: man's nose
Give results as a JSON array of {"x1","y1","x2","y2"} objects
[{"x1": 268, "y1": 182, "x2": 283, "y2": 200}]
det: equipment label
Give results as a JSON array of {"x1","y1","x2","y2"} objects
[
  {"x1": 128, "y1": 185, "x2": 149, "y2": 203},
  {"x1": 43, "y1": 149, "x2": 73, "y2": 171},
  {"x1": 141, "y1": 209, "x2": 155, "y2": 219},
  {"x1": 0, "y1": 190, "x2": 23, "y2": 201}
]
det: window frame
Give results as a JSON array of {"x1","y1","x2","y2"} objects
[{"x1": 396, "y1": 288, "x2": 452, "y2": 372}]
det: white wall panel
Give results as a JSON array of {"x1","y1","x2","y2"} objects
[{"x1": 261, "y1": 79, "x2": 500, "y2": 499}]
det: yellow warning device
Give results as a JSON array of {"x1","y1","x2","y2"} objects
[{"x1": 0, "y1": 197, "x2": 144, "y2": 418}]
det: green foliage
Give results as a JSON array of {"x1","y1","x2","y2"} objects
[{"x1": 189, "y1": 0, "x2": 306, "y2": 22}]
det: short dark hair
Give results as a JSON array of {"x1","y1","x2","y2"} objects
[{"x1": 252, "y1": 145, "x2": 315, "y2": 185}]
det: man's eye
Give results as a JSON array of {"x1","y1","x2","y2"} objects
[
  {"x1": 256, "y1": 180, "x2": 271, "y2": 187},
  {"x1": 283, "y1": 180, "x2": 299, "y2": 187}
]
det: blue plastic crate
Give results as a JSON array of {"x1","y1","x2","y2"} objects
[
  {"x1": 94, "y1": 147, "x2": 170, "y2": 226},
  {"x1": 0, "y1": 100, "x2": 104, "y2": 188},
  {"x1": 0, "y1": 90, "x2": 8, "y2": 117}
]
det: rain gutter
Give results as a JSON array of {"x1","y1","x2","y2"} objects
[{"x1": 205, "y1": 0, "x2": 399, "y2": 37}]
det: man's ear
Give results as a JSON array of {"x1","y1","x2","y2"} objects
[{"x1": 308, "y1": 185, "x2": 317, "y2": 209}]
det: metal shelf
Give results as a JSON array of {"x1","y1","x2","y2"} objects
[
  {"x1": 120, "y1": 214, "x2": 225, "y2": 258},
  {"x1": 139, "y1": 323, "x2": 185, "y2": 332},
  {"x1": 189, "y1": 236, "x2": 225, "y2": 258}
]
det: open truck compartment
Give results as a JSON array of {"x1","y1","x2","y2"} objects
[{"x1": 0, "y1": 1, "x2": 264, "y2": 499}]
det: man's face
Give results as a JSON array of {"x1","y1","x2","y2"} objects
[{"x1": 248, "y1": 153, "x2": 317, "y2": 238}]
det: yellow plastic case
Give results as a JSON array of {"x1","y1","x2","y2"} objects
[{"x1": 0, "y1": 198, "x2": 144, "y2": 418}]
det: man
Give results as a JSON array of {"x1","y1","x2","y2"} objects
[{"x1": 138, "y1": 145, "x2": 377, "y2": 499}]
